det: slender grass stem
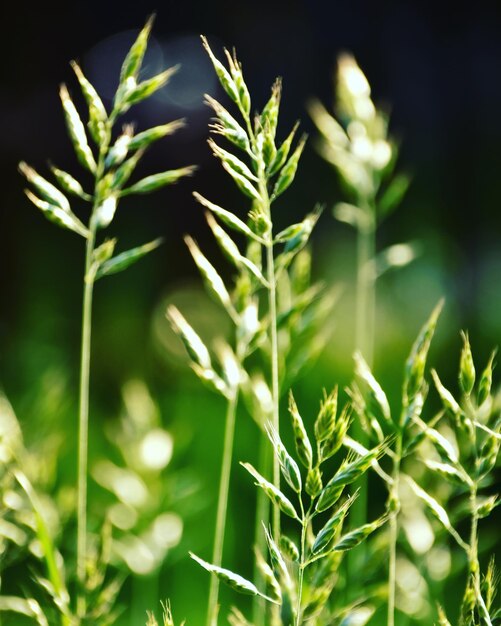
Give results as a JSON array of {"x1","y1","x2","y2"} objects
[
  {"x1": 76, "y1": 119, "x2": 111, "y2": 617},
  {"x1": 252, "y1": 438, "x2": 271, "y2": 626},
  {"x1": 295, "y1": 499, "x2": 307, "y2": 626},
  {"x1": 348, "y1": 211, "x2": 375, "y2": 593},
  {"x1": 207, "y1": 388, "x2": 239, "y2": 626},
  {"x1": 265, "y1": 239, "x2": 281, "y2": 540},
  {"x1": 387, "y1": 434, "x2": 403, "y2": 626},
  {"x1": 76, "y1": 226, "x2": 96, "y2": 617}
]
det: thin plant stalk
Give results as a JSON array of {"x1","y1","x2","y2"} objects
[
  {"x1": 265, "y1": 240, "x2": 281, "y2": 539},
  {"x1": 252, "y1": 438, "x2": 271, "y2": 626},
  {"x1": 295, "y1": 497, "x2": 307, "y2": 626},
  {"x1": 207, "y1": 387, "x2": 240, "y2": 626},
  {"x1": 355, "y1": 210, "x2": 376, "y2": 369},
  {"x1": 347, "y1": 205, "x2": 376, "y2": 589},
  {"x1": 76, "y1": 117, "x2": 113, "y2": 616},
  {"x1": 387, "y1": 435, "x2": 403, "y2": 626},
  {"x1": 76, "y1": 227, "x2": 96, "y2": 616}
]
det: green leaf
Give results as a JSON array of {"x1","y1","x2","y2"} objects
[
  {"x1": 271, "y1": 135, "x2": 306, "y2": 200},
  {"x1": 167, "y1": 305, "x2": 212, "y2": 370},
  {"x1": 193, "y1": 192, "x2": 258, "y2": 240},
  {"x1": 0, "y1": 597, "x2": 49, "y2": 626},
  {"x1": 374, "y1": 242, "x2": 420, "y2": 278},
  {"x1": 95, "y1": 238, "x2": 163, "y2": 279},
  {"x1": 332, "y1": 514, "x2": 388, "y2": 551},
  {"x1": 405, "y1": 475, "x2": 468, "y2": 549},
  {"x1": 70, "y1": 61, "x2": 108, "y2": 144},
  {"x1": 120, "y1": 15, "x2": 155, "y2": 84},
  {"x1": 121, "y1": 166, "x2": 196, "y2": 195},
  {"x1": 354, "y1": 352, "x2": 392, "y2": 423},
  {"x1": 268, "y1": 122, "x2": 299, "y2": 176},
  {"x1": 112, "y1": 149, "x2": 145, "y2": 190},
  {"x1": 59, "y1": 85, "x2": 96, "y2": 173},
  {"x1": 24, "y1": 190, "x2": 89, "y2": 238},
  {"x1": 128, "y1": 120, "x2": 185, "y2": 151},
  {"x1": 459, "y1": 330, "x2": 476, "y2": 396},
  {"x1": 14, "y1": 471, "x2": 67, "y2": 601},
  {"x1": 19, "y1": 161, "x2": 70, "y2": 212},
  {"x1": 311, "y1": 494, "x2": 356, "y2": 555},
  {"x1": 333, "y1": 202, "x2": 368, "y2": 229},
  {"x1": 403, "y1": 299, "x2": 444, "y2": 406},
  {"x1": 122, "y1": 66, "x2": 179, "y2": 108},
  {"x1": 209, "y1": 139, "x2": 258, "y2": 181},
  {"x1": 190, "y1": 553, "x2": 279, "y2": 604},
  {"x1": 241, "y1": 462, "x2": 299, "y2": 519},
  {"x1": 201, "y1": 36, "x2": 240, "y2": 104},
  {"x1": 205, "y1": 95, "x2": 250, "y2": 152},
  {"x1": 378, "y1": 173, "x2": 411, "y2": 219},
  {"x1": 221, "y1": 161, "x2": 261, "y2": 201},
  {"x1": 50, "y1": 164, "x2": 90, "y2": 200},
  {"x1": 184, "y1": 235, "x2": 235, "y2": 316}
]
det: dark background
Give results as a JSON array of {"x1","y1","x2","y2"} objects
[{"x1": 1, "y1": 1, "x2": 501, "y2": 623}]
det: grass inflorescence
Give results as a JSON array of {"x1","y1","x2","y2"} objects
[{"x1": 0, "y1": 17, "x2": 499, "y2": 626}]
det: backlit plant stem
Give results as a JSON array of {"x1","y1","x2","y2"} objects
[
  {"x1": 387, "y1": 434, "x2": 403, "y2": 626},
  {"x1": 295, "y1": 498, "x2": 307, "y2": 626},
  {"x1": 76, "y1": 226, "x2": 96, "y2": 617},
  {"x1": 348, "y1": 201, "x2": 376, "y2": 587},
  {"x1": 252, "y1": 438, "x2": 271, "y2": 625},
  {"x1": 76, "y1": 121, "x2": 112, "y2": 616},
  {"x1": 207, "y1": 386, "x2": 240, "y2": 626}
]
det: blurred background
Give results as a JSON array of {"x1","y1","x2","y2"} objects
[{"x1": 1, "y1": 0, "x2": 501, "y2": 623}]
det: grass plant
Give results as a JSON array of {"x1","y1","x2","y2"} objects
[
  {"x1": 310, "y1": 54, "x2": 419, "y2": 603},
  {"x1": 8, "y1": 17, "x2": 194, "y2": 625},
  {"x1": 0, "y1": 19, "x2": 499, "y2": 626}
]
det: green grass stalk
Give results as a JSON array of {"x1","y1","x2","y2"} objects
[
  {"x1": 387, "y1": 435, "x2": 403, "y2": 626},
  {"x1": 77, "y1": 117, "x2": 113, "y2": 616},
  {"x1": 76, "y1": 226, "x2": 96, "y2": 617},
  {"x1": 252, "y1": 438, "x2": 271, "y2": 626},
  {"x1": 348, "y1": 206, "x2": 375, "y2": 590},
  {"x1": 207, "y1": 388, "x2": 240, "y2": 626}
]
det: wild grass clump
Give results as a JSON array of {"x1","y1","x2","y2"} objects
[{"x1": 0, "y1": 17, "x2": 499, "y2": 626}]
